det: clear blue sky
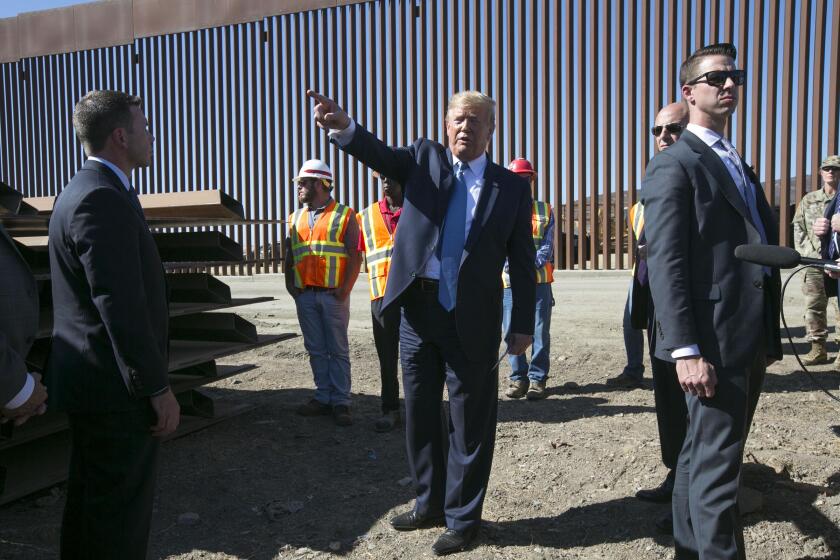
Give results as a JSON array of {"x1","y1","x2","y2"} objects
[{"x1": 0, "y1": 0, "x2": 96, "y2": 18}]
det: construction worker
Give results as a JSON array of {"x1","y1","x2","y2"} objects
[
  {"x1": 793, "y1": 154, "x2": 840, "y2": 367},
  {"x1": 285, "y1": 159, "x2": 362, "y2": 426},
  {"x1": 357, "y1": 171, "x2": 403, "y2": 432},
  {"x1": 503, "y1": 157, "x2": 555, "y2": 400}
]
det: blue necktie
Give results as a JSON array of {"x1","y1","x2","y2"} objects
[{"x1": 438, "y1": 162, "x2": 468, "y2": 311}]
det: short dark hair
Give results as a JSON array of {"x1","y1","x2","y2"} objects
[
  {"x1": 679, "y1": 43, "x2": 737, "y2": 86},
  {"x1": 72, "y1": 90, "x2": 142, "y2": 154}
]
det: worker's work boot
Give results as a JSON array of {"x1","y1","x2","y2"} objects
[
  {"x1": 802, "y1": 341, "x2": 828, "y2": 366},
  {"x1": 505, "y1": 379, "x2": 529, "y2": 399}
]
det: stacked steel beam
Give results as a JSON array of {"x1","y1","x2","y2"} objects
[{"x1": 0, "y1": 182, "x2": 293, "y2": 504}]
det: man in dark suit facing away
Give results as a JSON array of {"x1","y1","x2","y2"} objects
[
  {"x1": 47, "y1": 90, "x2": 180, "y2": 559},
  {"x1": 0, "y1": 223, "x2": 48, "y2": 426},
  {"x1": 307, "y1": 89, "x2": 536, "y2": 556},
  {"x1": 642, "y1": 44, "x2": 782, "y2": 559}
]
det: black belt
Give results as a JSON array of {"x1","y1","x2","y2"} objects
[
  {"x1": 302, "y1": 286, "x2": 333, "y2": 292},
  {"x1": 414, "y1": 277, "x2": 439, "y2": 293}
]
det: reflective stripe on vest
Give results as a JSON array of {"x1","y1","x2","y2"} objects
[
  {"x1": 288, "y1": 200, "x2": 352, "y2": 289},
  {"x1": 359, "y1": 203, "x2": 395, "y2": 300},
  {"x1": 629, "y1": 202, "x2": 645, "y2": 240},
  {"x1": 503, "y1": 200, "x2": 554, "y2": 288},
  {"x1": 629, "y1": 202, "x2": 645, "y2": 276}
]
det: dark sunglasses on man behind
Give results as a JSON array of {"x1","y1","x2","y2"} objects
[
  {"x1": 651, "y1": 123, "x2": 684, "y2": 136},
  {"x1": 686, "y1": 69, "x2": 746, "y2": 88},
  {"x1": 823, "y1": 166, "x2": 840, "y2": 173}
]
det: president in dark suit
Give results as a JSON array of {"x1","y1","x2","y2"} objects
[
  {"x1": 0, "y1": 224, "x2": 48, "y2": 425},
  {"x1": 642, "y1": 44, "x2": 781, "y2": 559},
  {"x1": 307, "y1": 89, "x2": 535, "y2": 555},
  {"x1": 47, "y1": 90, "x2": 180, "y2": 560}
]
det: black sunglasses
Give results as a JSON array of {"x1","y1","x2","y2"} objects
[
  {"x1": 822, "y1": 166, "x2": 840, "y2": 172},
  {"x1": 687, "y1": 69, "x2": 746, "y2": 87},
  {"x1": 651, "y1": 123, "x2": 684, "y2": 136}
]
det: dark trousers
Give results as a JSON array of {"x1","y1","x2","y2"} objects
[
  {"x1": 399, "y1": 280, "x2": 499, "y2": 532},
  {"x1": 650, "y1": 356, "x2": 688, "y2": 471},
  {"x1": 61, "y1": 407, "x2": 160, "y2": 560},
  {"x1": 672, "y1": 351, "x2": 766, "y2": 560},
  {"x1": 372, "y1": 297, "x2": 401, "y2": 413}
]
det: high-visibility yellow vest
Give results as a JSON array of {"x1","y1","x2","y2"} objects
[
  {"x1": 358, "y1": 202, "x2": 395, "y2": 300},
  {"x1": 629, "y1": 201, "x2": 645, "y2": 276},
  {"x1": 503, "y1": 200, "x2": 554, "y2": 288},
  {"x1": 288, "y1": 200, "x2": 353, "y2": 289}
]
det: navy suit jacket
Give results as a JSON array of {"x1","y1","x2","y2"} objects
[
  {"x1": 0, "y1": 224, "x2": 39, "y2": 405},
  {"x1": 47, "y1": 160, "x2": 170, "y2": 412},
  {"x1": 337, "y1": 124, "x2": 536, "y2": 362},
  {"x1": 643, "y1": 130, "x2": 782, "y2": 369}
]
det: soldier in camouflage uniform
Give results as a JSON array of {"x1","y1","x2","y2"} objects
[{"x1": 792, "y1": 154, "x2": 840, "y2": 366}]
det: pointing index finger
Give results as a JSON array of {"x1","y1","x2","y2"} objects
[{"x1": 306, "y1": 89, "x2": 329, "y2": 104}]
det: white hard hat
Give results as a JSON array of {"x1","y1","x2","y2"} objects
[{"x1": 293, "y1": 159, "x2": 333, "y2": 183}]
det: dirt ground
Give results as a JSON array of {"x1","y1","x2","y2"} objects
[{"x1": 2, "y1": 271, "x2": 840, "y2": 560}]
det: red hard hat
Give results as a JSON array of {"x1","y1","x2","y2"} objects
[{"x1": 508, "y1": 158, "x2": 536, "y2": 176}]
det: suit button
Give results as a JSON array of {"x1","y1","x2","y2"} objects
[
  {"x1": 25, "y1": 336, "x2": 34, "y2": 346},
  {"x1": 753, "y1": 280, "x2": 763, "y2": 289},
  {"x1": 410, "y1": 272, "x2": 416, "y2": 278}
]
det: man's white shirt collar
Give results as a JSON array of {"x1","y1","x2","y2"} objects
[
  {"x1": 452, "y1": 152, "x2": 487, "y2": 179},
  {"x1": 87, "y1": 156, "x2": 131, "y2": 191},
  {"x1": 686, "y1": 123, "x2": 727, "y2": 148}
]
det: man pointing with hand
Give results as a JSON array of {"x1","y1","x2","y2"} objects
[{"x1": 307, "y1": 88, "x2": 535, "y2": 555}]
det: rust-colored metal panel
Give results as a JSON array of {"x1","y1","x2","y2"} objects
[
  {"x1": 505, "y1": 0, "x2": 514, "y2": 162},
  {"x1": 73, "y1": 0, "x2": 133, "y2": 52},
  {"x1": 627, "y1": 0, "x2": 637, "y2": 270},
  {"x1": 615, "y1": 0, "x2": 625, "y2": 269},
  {"x1": 828, "y1": 0, "x2": 840, "y2": 155},
  {"x1": 588, "y1": 0, "x2": 598, "y2": 269},
  {"x1": 811, "y1": 0, "x2": 827, "y2": 191},
  {"x1": 18, "y1": 8, "x2": 76, "y2": 60},
  {"x1": 601, "y1": 0, "x2": 611, "y2": 269},
  {"x1": 777, "y1": 0, "x2": 795, "y2": 247},
  {"x1": 695, "y1": 0, "x2": 706, "y2": 49},
  {"x1": 555, "y1": 2, "x2": 583, "y2": 270},
  {"x1": 735, "y1": 0, "x2": 749, "y2": 155},
  {"x1": 794, "y1": 0, "x2": 812, "y2": 203},
  {"x1": 666, "y1": 0, "x2": 676, "y2": 105},
  {"x1": 640, "y1": 0, "x2": 650, "y2": 170},
  {"x1": 723, "y1": 0, "x2": 734, "y2": 42},
  {"x1": 0, "y1": 18, "x2": 20, "y2": 64},
  {"x1": 133, "y1": 0, "x2": 198, "y2": 39},
  {"x1": 749, "y1": 0, "x2": 764, "y2": 176},
  {"x1": 540, "y1": 0, "x2": 549, "y2": 203},
  {"x1": 710, "y1": 0, "x2": 719, "y2": 40},
  {"x1": 577, "y1": 0, "x2": 586, "y2": 269},
  {"x1": 763, "y1": 0, "x2": 779, "y2": 207},
  {"x1": 653, "y1": 0, "x2": 663, "y2": 113}
]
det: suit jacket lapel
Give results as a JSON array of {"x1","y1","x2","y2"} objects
[{"x1": 683, "y1": 131, "x2": 751, "y2": 223}]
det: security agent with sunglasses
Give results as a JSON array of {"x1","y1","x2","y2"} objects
[
  {"x1": 611, "y1": 104, "x2": 692, "y2": 532},
  {"x1": 642, "y1": 43, "x2": 781, "y2": 560}
]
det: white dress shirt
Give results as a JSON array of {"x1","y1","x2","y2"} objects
[{"x1": 329, "y1": 121, "x2": 487, "y2": 280}]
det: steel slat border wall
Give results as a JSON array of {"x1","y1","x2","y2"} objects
[{"x1": 1, "y1": 0, "x2": 840, "y2": 272}]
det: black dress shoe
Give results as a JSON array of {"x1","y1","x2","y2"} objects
[
  {"x1": 432, "y1": 527, "x2": 479, "y2": 556},
  {"x1": 390, "y1": 510, "x2": 445, "y2": 531},
  {"x1": 655, "y1": 511, "x2": 673, "y2": 535},
  {"x1": 635, "y1": 470, "x2": 675, "y2": 503}
]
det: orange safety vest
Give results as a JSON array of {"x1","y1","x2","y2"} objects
[
  {"x1": 358, "y1": 202, "x2": 396, "y2": 300},
  {"x1": 503, "y1": 200, "x2": 554, "y2": 287},
  {"x1": 288, "y1": 200, "x2": 353, "y2": 289}
]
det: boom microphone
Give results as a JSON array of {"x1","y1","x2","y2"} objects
[{"x1": 734, "y1": 244, "x2": 840, "y2": 272}]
